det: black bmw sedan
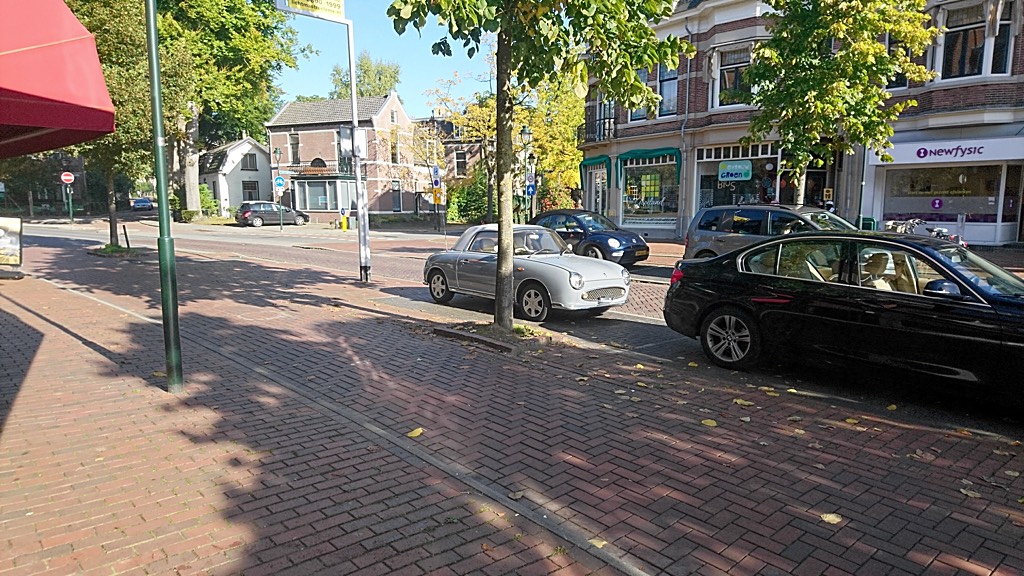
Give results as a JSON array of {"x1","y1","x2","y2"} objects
[
  {"x1": 663, "y1": 231, "x2": 1024, "y2": 389},
  {"x1": 529, "y1": 209, "x2": 649, "y2": 267}
]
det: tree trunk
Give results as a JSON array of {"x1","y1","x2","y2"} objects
[
  {"x1": 493, "y1": 26, "x2": 515, "y2": 331},
  {"x1": 792, "y1": 172, "x2": 806, "y2": 207},
  {"x1": 107, "y1": 171, "x2": 119, "y2": 246}
]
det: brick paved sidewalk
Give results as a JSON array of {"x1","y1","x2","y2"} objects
[{"x1": 1, "y1": 242, "x2": 1023, "y2": 575}]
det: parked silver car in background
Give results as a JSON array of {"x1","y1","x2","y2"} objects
[
  {"x1": 684, "y1": 204, "x2": 856, "y2": 259},
  {"x1": 423, "y1": 224, "x2": 631, "y2": 321}
]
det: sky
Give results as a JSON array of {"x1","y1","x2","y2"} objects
[{"x1": 275, "y1": 3, "x2": 492, "y2": 119}]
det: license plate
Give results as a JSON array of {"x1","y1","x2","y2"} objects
[{"x1": 635, "y1": 249, "x2": 649, "y2": 257}]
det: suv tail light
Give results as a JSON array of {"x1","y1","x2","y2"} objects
[{"x1": 242, "y1": 210, "x2": 252, "y2": 218}]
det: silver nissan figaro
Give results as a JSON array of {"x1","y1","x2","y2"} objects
[{"x1": 423, "y1": 224, "x2": 631, "y2": 321}]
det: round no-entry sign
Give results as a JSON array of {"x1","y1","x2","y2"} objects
[{"x1": 60, "y1": 171, "x2": 75, "y2": 184}]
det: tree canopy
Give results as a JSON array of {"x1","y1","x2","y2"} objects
[
  {"x1": 743, "y1": 0, "x2": 939, "y2": 174},
  {"x1": 389, "y1": 0, "x2": 692, "y2": 329},
  {"x1": 330, "y1": 51, "x2": 402, "y2": 99}
]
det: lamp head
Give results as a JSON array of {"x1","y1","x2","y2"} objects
[{"x1": 520, "y1": 125, "x2": 532, "y2": 145}]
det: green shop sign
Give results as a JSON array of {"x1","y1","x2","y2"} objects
[{"x1": 718, "y1": 160, "x2": 752, "y2": 181}]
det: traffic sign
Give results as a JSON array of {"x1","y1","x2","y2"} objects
[
  {"x1": 432, "y1": 187, "x2": 442, "y2": 204},
  {"x1": 431, "y1": 165, "x2": 441, "y2": 189},
  {"x1": 60, "y1": 172, "x2": 75, "y2": 184},
  {"x1": 526, "y1": 184, "x2": 536, "y2": 197},
  {"x1": 526, "y1": 172, "x2": 535, "y2": 185},
  {"x1": 274, "y1": 175, "x2": 285, "y2": 190}
]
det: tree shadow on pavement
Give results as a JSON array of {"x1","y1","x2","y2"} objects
[{"x1": 0, "y1": 303, "x2": 43, "y2": 434}]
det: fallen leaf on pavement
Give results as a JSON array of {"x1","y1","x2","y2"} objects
[
  {"x1": 576, "y1": 376, "x2": 589, "y2": 382},
  {"x1": 821, "y1": 513, "x2": 842, "y2": 524},
  {"x1": 956, "y1": 428, "x2": 973, "y2": 436},
  {"x1": 787, "y1": 416, "x2": 803, "y2": 422},
  {"x1": 994, "y1": 450, "x2": 1016, "y2": 456},
  {"x1": 757, "y1": 386, "x2": 774, "y2": 391},
  {"x1": 961, "y1": 479, "x2": 974, "y2": 485},
  {"x1": 630, "y1": 397, "x2": 642, "y2": 402},
  {"x1": 688, "y1": 362, "x2": 699, "y2": 367},
  {"x1": 1005, "y1": 471, "x2": 1020, "y2": 477},
  {"x1": 588, "y1": 539, "x2": 607, "y2": 548},
  {"x1": 845, "y1": 418, "x2": 859, "y2": 424},
  {"x1": 152, "y1": 371, "x2": 166, "y2": 377},
  {"x1": 636, "y1": 382, "x2": 649, "y2": 388},
  {"x1": 733, "y1": 399, "x2": 755, "y2": 406},
  {"x1": 1009, "y1": 441, "x2": 1022, "y2": 447},
  {"x1": 739, "y1": 417, "x2": 751, "y2": 422},
  {"x1": 765, "y1": 391, "x2": 780, "y2": 397},
  {"x1": 407, "y1": 427, "x2": 424, "y2": 438},
  {"x1": 793, "y1": 429, "x2": 806, "y2": 435},
  {"x1": 635, "y1": 363, "x2": 645, "y2": 369},
  {"x1": 508, "y1": 491, "x2": 525, "y2": 500},
  {"x1": 886, "y1": 404, "x2": 898, "y2": 411},
  {"x1": 701, "y1": 419, "x2": 718, "y2": 427},
  {"x1": 960, "y1": 488, "x2": 981, "y2": 498},
  {"x1": 809, "y1": 442, "x2": 823, "y2": 449}
]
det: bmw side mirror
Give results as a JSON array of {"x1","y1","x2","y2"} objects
[{"x1": 923, "y1": 279, "x2": 962, "y2": 299}]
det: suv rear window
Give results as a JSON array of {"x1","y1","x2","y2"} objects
[{"x1": 697, "y1": 209, "x2": 726, "y2": 231}]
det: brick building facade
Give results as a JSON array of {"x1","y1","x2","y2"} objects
[{"x1": 578, "y1": 0, "x2": 1024, "y2": 244}]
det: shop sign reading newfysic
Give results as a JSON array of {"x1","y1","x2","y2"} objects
[
  {"x1": 718, "y1": 160, "x2": 752, "y2": 181},
  {"x1": 869, "y1": 137, "x2": 1024, "y2": 165}
]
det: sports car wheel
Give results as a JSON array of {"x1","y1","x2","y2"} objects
[
  {"x1": 695, "y1": 250, "x2": 717, "y2": 259},
  {"x1": 294, "y1": 215, "x2": 307, "y2": 225},
  {"x1": 517, "y1": 282, "x2": 550, "y2": 322},
  {"x1": 584, "y1": 245, "x2": 604, "y2": 259},
  {"x1": 427, "y1": 270, "x2": 454, "y2": 304},
  {"x1": 251, "y1": 216, "x2": 264, "y2": 228},
  {"x1": 699, "y1": 306, "x2": 761, "y2": 370}
]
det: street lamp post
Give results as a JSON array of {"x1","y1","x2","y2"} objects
[
  {"x1": 273, "y1": 147, "x2": 283, "y2": 231},
  {"x1": 519, "y1": 126, "x2": 532, "y2": 224},
  {"x1": 527, "y1": 152, "x2": 536, "y2": 220}
]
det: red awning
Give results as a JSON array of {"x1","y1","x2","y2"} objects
[{"x1": 0, "y1": 0, "x2": 116, "y2": 159}]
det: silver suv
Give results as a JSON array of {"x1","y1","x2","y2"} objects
[{"x1": 683, "y1": 204, "x2": 856, "y2": 259}]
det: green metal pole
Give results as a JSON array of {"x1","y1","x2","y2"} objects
[
  {"x1": 144, "y1": 0, "x2": 184, "y2": 394},
  {"x1": 66, "y1": 184, "x2": 73, "y2": 224}
]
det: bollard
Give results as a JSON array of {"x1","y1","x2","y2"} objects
[{"x1": 341, "y1": 216, "x2": 349, "y2": 232}]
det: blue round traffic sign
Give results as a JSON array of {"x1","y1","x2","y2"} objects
[{"x1": 274, "y1": 176, "x2": 285, "y2": 189}]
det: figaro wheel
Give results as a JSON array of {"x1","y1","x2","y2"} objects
[
  {"x1": 427, "y1": 269, "x2": 454, "y2": 304},
  {"x1": 517, "y1": 282, "x2": 551, "y2": 322}
]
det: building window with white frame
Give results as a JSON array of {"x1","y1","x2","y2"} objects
[
  {"x1": 242, "y1": 181, "x2": 260, "y2": 201},
  {"x1": 658, "y1": 64, "x2": 678, "y2": 116},
  {"x1": 390, "y1": 109, "x2": 398, "y2": 123},
  {"x1": 717, "y1": 47, "x2": 751, "y2": 107},
  {"x1": 454, "y1": 150, "x2": 467, "y2": 177},
  {"x1": 885, "y1": 34, "x2": 909, "y2": 89},
  {"x1": 288, "y1": 133, "x2": 299, "y2": 163},
  {"x1": 241, "y1": 153, "x2": 258, "y2": 171},
  {"x1": 630, "y1": 69, "x2": 650, "y2": 121},
  {"x1": 939, "y1": 1, "x2": 1014, "y2": 79}
]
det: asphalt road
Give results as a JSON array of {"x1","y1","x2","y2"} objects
[{"x1": 22, "y1": 218, "x2": 1024, "y2": 436}]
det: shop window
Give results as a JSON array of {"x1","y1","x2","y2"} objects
[
  {"x1": 716, "y1": 47, "x2": 751, "y2": 107},
  {"x1": 658, "y1": 64, "x2": 678, "y2": 117},
  {"x1": 938, "y1": 2, "x2": 1013, "y2": 79},
  {"x1": 622, "y1": 158, "x2": 678, "y2": 219},
  {"x1": 630, "y1": 69, "x2": 650, "y2": 121},
  {"x1": 883, "y1": 164, "x2": 1005, "y2": 223}
]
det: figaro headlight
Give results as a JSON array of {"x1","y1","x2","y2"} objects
[
  {"x1": 621, "y1": 268, "x2": 631, "y2": 285},
  {"x1": 607, "y1": 238, "x2": 622, "y2": 249},
  {"x1": 569, "y1": 272, "x2": 585, "y2": 290}
]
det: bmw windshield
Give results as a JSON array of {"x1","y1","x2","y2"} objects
[
  {"x1": 936, "y1": 246, "x2": 1024, "y2": 298},
  {"x1": 802, "y1": 210, "x2": 857, "y2": 231}
]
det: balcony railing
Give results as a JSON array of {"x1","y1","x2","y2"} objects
[
  {"x1": 280, "y1": 158, "x2": 355, "y2": 177},
  {"x1": 576, "y1": 118, "x2": 616, "y2": 144}
]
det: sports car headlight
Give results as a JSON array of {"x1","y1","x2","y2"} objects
[
  {"x1": 569, "y1": 272, "x2": 585, "y2": 290},
  {"x1": 607, "y1": 238, "x2": 621, "y2": 249},
  {"x1": 621, "y1": 268, "x2": 631, "y2": 285}
]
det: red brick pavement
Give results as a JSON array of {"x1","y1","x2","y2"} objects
[{"x1": 1, "y1": 240, "x2": 1023, "y2": 575}]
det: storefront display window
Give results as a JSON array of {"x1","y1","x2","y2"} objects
[
  {"x1": 698, "y1": 156, "x2": 778, "y2": 207},
  {"x1": 623, "y1": 160, "x2": 677, "y2": 219},
  {"x1": 294, "y1": 180, "x2": 356, "y2": 212},
  {"x1": 883, "y1": 164, "x2": 1011, "y2": 222}
]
